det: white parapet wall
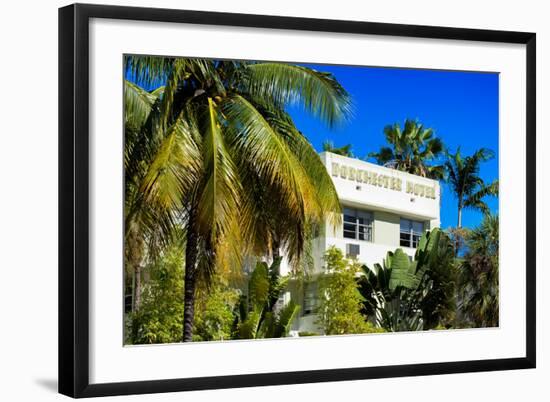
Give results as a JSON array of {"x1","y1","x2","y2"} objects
[{"x1": 322, "y1": 152, "x2": 440, "y2": 226}]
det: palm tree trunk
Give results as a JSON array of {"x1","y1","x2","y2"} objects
[
  {"x1": 134, "y1": 264, "x2": 142, "y2": 311},
  {"x1": 457, "y1": 201, "x2": 463, "y2": 228},
  {"x1": 130, "y1": 266, "x2": 136, "y2": 312},
  {"x1": 126, "y1": 225, "x2": 144, "y2": 313},
  {"x1": 453, "y1": 200, "x2": 464, "y2": 257},
  {"x1": 183, "y1": 208, "x2": 199, "y2": 342},
  {"x1": 272, "y1": 238, "x2": 281, "y2": 261},
  {"x1": 130, "y1": 262, "x2": 142, "y2": 343}
]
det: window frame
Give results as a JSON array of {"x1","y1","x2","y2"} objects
[
  {"x1": 342, "y1": 207, "x2": 374, "y2": 242},
  {"x1": 399, "y1": 218, "x2": 425, "y2": 248}
]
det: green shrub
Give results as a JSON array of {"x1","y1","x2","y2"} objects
[{"x1": 316, "y1": 247, "x2": 379, "y2": 335}]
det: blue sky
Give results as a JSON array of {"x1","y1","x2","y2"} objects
[{"x1": 288, "y1": 63, "x2": 499, "y2": 229}]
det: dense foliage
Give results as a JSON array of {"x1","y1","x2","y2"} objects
[
  {"x1": 126, "y1": 245, "x2": 240, "y2": 344},
  {"x1": 126, "y1": 246, "x2": 185, "y2": 344},
  {"x1": 358, "y1": 228, "x2": 456, "y2": 332},
  {"x1": 193, "y1": 283, "x2": 240, "y2": 342},
  {"x1": 316, "y1": 247, "x2": 385, "y2": 335},
  {"x1": 457, "y1": 214, "x2": 499, "y2": 327}
]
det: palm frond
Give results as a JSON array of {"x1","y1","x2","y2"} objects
[
  {"x1": 254, "y1": 103, "x2": 342, "y2": 222},
  {"x1": 464, "y1": 179, "x2": 498, "y2": 213},
  {"x1": 374, "y1": 120, "x2": 444, "y2": 178},
  {"x1": 150, "y1": 59, "x2": 190, "y2": 141},
  {"x1": 195, "y1": 98, "x2": 241, "y2": 243},
  {"x1": 222, "y1": 94, "x2": 314, "y2": 215},
  {"x1": 244, "y1": 63, "x2": 353, "y2": 127},
  {"x1": 223, "y1": 94, "x2": 329, "y2": 262},
  {"x1": 124, "y1": 80, "x2": 157, "y2": 129},
  {"x1": 138, "y1": 111, "x2": 202, "y2": 211}
]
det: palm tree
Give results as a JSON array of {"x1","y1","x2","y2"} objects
[
  {"x1": 322, "y1": 140, "x2": 353, "y2": 157},
  {"x1": 368, "y1": 119, "x2": 445, "y2": 179},
  {"x1": 444, "y1": 147, "x2": 498, "y2": 228},
  {"x1": 458, "y1": 213, "x2": 499, "y2": 327},
  {"x1": 124, "y1": 56, "x2": 351, "y2": 341}
]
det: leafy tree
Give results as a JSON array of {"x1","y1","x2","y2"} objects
[
  {"x1": 127, "y1": 246, "x2": 185, "y2": 344},
  {"x1": 322, "y1": 140, "x2": 354, "y2": 157},
  {"x1": 124, "y1": 57, "x2": 351, "y2": 341},
  {"x1": 316, "y1": 247, "x2": 383, "y2": 335},
  {"x1": 358, "y1": 228, "x2": 456, "y2": 332},
  {"x1": 192, "y1": 283, "x2": 240, "y2": 342},
  {"x1": 368, "y1": 119, "x2": 445, "y2": 179},
  {"x1": 127, "y1": 244, "x2": 240, "y2": 344},
  {"x1": 233, "y1": 257, "x2": 300, "y2": 339},
  {"x1": 458, "y1": 213, "x2": 499, "y2": 327},
  {"x1": 445, "y1": 147, "x2": 498, "y2": 228}
]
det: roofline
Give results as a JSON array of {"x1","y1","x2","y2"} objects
[{"x1": 319, "y1": 151, "x2": 441, "y2": 186}]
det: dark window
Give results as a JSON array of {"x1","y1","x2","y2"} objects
[
  {"x1": 400, "y1": 218, "x2": 425, "y2": 248},
  {"x1": 303, "y1": 282, "x2": 318, "y2": 315},
  {"x1": 342, "y1": 208, "x2": 373, "y2": 242}
]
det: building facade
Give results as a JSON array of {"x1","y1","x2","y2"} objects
[{"x1": 284, "y1": 152, "x2": 441, "y2": 334}]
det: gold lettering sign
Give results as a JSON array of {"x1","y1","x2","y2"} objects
[{"x1": 331, "y1": 162, "x2": 437, "y2": 199}]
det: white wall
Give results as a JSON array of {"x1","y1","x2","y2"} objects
[
  {"x1": 0, "y1": 1, "x2": 547, "y2": 401},
  {"x1": 323, "y1": 152, "x2": 440, "y2": 221},
  {"x1": 323, "y1": 236, "x2": 416, "y2": 270}
]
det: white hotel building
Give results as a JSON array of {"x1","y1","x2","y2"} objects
[{"x1": 282, "y1": 152, "x2": 441, "y2": 334}]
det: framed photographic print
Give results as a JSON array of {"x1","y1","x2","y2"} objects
[{"x1": 58, "y1": 3, "x2": 536, "y2": 398}]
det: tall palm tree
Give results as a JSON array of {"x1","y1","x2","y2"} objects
[
  {"x1": 368, "y1": 119, "x2": 445, "y2": 179},
  {"x1": 124, "y1": 56, "x2": 351, "y2": 341},
  {"x1": 444, "y1": 147, "x2": 498, "y2": 228}
]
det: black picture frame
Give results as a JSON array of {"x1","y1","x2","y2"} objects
[{"x1": 59, "y1": 3, "x2": 536, "y2": 398}]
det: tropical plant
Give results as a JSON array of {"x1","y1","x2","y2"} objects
[
  {"x1": 192, "y1": 282, "x2": 240, "y2": 342},
  {"x1": 358, "y1": 228, "x2": 456, "y2": 332},
  {"x1": 359, "y1": 248, "x2": 424, "y2": 332},
  {"x1": 444, "y1": 147, "x2": 499, "y2": 228},
  {"x1": 322, "y1": 140, "x2": 354, "y2": 157},
  {"x1": 458, "y1": 213, "x2": 499, "y2": 327},
  {"x1": 126, "y1": 243, "x2": 240, "y2": 344},
  {"x1": 316, "y1": 247, "x2": 383, "y2": 335},
  {"x1": 123, "y1": 56, "x2": 352, "y2": 341},
  {"x1": 415, "y1": 228, "x2": 457, "y2": 329},
  {"x1": 126, "y1": 245, "x2": 185, "y2": 344},
  {"x1": 368, "y1": 119, "x2": 445, "y2": 179},
  {"x1": 232, "y1": 257, "x2": 300, "y2": 339}
]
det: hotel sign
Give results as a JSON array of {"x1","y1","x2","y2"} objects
[{"x1": 331, "y1": 163, "x2": 437, "y2": 200}]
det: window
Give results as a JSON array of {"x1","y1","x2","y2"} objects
[
  {"x1": 343, "y1": 208, "x2": 373, "y2": 241},
  {"x1": 400, "y1": 218, "x2": 425, "y2": 248},
  {"x1": 303, "y1": 282, "x2": 318, "y2": 315},
  {"x1": 346, "y1": 243, "x2": 360, "y2": 259}
]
